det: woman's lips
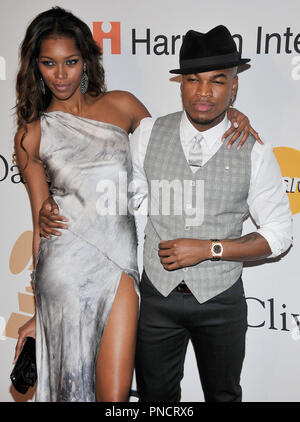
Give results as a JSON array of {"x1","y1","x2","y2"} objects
[
  {"x1": 53, "y1": 84, "x2": 71, "y2": 92},
  {"x1": 193, "y1": 102, "x2": 214, "y2": 112}
]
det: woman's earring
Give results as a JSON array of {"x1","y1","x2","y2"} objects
[
  {"x1": 40, "y1": 77, "x2": 46, "y2": 95},
  {"x1": 80, "y1": 63, "x2": 88, "y2": 94}
]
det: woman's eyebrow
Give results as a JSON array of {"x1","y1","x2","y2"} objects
[{"x1": 39, "y1": 54, "x2": 80, "y2": 59}]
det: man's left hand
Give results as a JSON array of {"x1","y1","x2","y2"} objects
[{"x1": 158, "y1": 238, "x2": 210, "y2": 270}]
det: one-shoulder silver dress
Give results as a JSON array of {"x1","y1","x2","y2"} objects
[{"x1": 33, "y1": 111, "x2": 139, "y2": 402}]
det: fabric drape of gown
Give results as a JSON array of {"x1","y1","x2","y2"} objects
[{"x1": 32, "y1": 110, "x2": 140, "y2": 402}]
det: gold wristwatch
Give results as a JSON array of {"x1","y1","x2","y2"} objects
[{"x1": 210, "y1": 239, "x2": 223, "y2": 261}]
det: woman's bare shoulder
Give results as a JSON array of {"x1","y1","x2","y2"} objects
[
  {"x1": 101, "y1": 90, "x2": 144, "y2": 106},
  {"x1": 91, "y1": 91, "x2": 150, "y2": 132},
  {"x1": 105, "y1": 90, "x2": 150, "y2": 117}
]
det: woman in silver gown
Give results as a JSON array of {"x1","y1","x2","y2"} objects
[
  {"x1": 13, "y1": 6, "x2": 258, "y2": 402},
  {"x1": 13, "y1": 7, "x2": 149, "y2": 402}
]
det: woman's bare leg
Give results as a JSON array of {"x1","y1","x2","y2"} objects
[{"x1": 95, "y1": 272, "x2": 139, "y2": 402}]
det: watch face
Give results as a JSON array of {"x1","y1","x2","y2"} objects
[{"x1": 213, "y1": 244, "x2": 222, "y2": 254}]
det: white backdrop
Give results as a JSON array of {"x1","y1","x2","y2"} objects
[{"x1": 0, "y1": 0, "x2": 299, "y2": 402}]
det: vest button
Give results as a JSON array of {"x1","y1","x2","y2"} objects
[
  {"x1": 183, "y1": 267, "x2": 188, "y2": 272},
  {"x1": 186, "y1": 204, "x2": 192, "y2": 209},
  {"x1": 184, "y1": 225, "x2": 190, "y2": 231},
  {"x1": 191, "y1": 180, "x2": 196, "y2": 186}
]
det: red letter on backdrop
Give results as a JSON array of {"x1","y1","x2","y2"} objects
[{"x1": 93, "y1": 22, "x2": 121, "y2": 54}]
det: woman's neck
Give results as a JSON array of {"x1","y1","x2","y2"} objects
[{"x1": 48, "y1": 91, "x2": 89, "y2": 115}]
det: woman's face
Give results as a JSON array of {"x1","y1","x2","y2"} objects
[{"x1": 37, "y1": 36, "x2": 84, "y2": 100}]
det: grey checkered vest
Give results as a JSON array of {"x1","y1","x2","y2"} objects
[{"x1": 143, "y1": 112, "x2": 255, "y2": 303}]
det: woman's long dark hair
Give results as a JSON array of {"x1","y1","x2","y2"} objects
[{"x1": 15, "y1": 6, "x2": 106, "y2": 165}]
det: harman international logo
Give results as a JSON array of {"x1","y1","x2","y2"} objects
[
  {"x1": 92, "y1": 23, "x2": 300, "y2": 57},
  {"x1": 273, "y1": 147, "x2": 300, "y2": 215}
]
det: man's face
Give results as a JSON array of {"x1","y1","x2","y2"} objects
[{"x1": 181, "y1": 67, "x2": 238, "y2": 131}]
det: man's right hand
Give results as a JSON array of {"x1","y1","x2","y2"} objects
[{"x1": 39, "y1": 196, "x2": 68, "y2": 238}]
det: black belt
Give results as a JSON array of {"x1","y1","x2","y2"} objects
[{"x1": 175, "y1": 281, "x2": 192, "y2": 294}]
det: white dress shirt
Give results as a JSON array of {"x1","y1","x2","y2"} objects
[{"x1": 129, "y1": 111, "x2": 293, "y2": 258}]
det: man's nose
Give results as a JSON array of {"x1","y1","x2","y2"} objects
[{"x1": 196, "y1": 82, "x2": 212, "y2": 97}]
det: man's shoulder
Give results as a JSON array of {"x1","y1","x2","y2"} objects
[
  {"x1": 156, "y1": 111, "x2": 183, "y2": 121},
  {"x1": 153, "y1": 111, "x2": 183, "y2": 129},
  {"x1": 252, "y1": 139, "x2": 274, "y2": 162}
]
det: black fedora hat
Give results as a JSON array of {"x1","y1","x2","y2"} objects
[{"x1": 170, "y1": 25, "x2": 250, "y2": 74}]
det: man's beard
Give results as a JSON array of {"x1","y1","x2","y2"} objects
[{"x1": 185, "y1": 109, "x2": 227, "y2": 127}]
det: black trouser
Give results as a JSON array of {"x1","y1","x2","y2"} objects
[{"x1": 135, "y1": 270, "x2": 248, "y2": 402}]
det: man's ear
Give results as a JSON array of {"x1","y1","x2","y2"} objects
[
  {"x1": 231, "y1": 75, "x2": 239, "y2": 101},
  {"x1": 180, "y1": 75, "x2": 184, "y2": 92}
]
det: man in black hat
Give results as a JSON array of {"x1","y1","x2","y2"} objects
[{"x1": 130, "y1": 25, "x2": 292, "y2": 401}]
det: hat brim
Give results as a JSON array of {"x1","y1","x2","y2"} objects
[{"x1": 169, "y1": 58, "x2": 250, "y2": 74}]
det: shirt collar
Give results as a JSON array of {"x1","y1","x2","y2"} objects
[{"x1": 181, "y1": 110, "x2": 230, "y2": 150}]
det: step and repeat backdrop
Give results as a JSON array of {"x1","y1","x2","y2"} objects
[{"x1": 0, "y1": 0, "x2": 299, "y2": 402}]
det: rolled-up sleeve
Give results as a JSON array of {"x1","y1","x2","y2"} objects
[{"x1": 248, "y1": 142, "x2": 293, "y2": 258}]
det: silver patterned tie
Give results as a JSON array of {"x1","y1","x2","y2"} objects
[{"x1": 188, "y1": 134, "x2": 203, "y2": 168}]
